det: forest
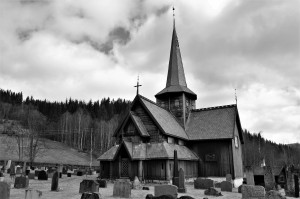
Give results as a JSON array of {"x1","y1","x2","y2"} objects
[{"x1": 0, "y1": 89, "x2": 299, "y2": 166}]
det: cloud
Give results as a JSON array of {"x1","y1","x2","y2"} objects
[{"x1": 0, "y1": 0, "x2": 299, "y2": 144}]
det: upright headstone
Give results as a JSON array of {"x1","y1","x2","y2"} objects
[
  {"x1": 178, "y1": 168, "x2": 186, "y2": 193},
  {"x1": 113, "y1": 179, "x2": 131, "y2": 198},
  {"x1": 97, "y1": 179, "x2": 107, "y2": 188},
  {"x1": 14, "y1": 176, "x2": 29, "y2": 188},
  {"x1": 38, "y1": 170, "x2": 48, "y2": 180},
  {"x1": 51, "y1": 171, "x2": 59, "y2": 191},
  {"x1": 241, "y1": 185, "x2": 265, "y2": 199},
  {"x1": 285, "y1": 167, "x2": 294, "y2": 196},
  {"x1": 154, "y1": 185, "x2": 178, "y2": 199},
  {"x1": 25, "y1": 188, "x2": 42, "y2": 199},
  {"x1": 79, "y1": 180, "x2": 99, "y2": 194},
  {"x1": 264, "y1": 166, "x2": 275, "y2": 191},
  {"x1": 221, "y1": 181, "x2": 232, "y2": 192},
  {"x1": 245, "y1": 166, "x2": 255, "y2": 185},
  {"x1": 10, "y1": 162, "x2": 15, "y2": 177},
  {"x1": 226, "y1": 174, "x2": 232, "y2": 182},
  {"x1": 132, "y1": 176, "x2": 141, "y2": 190},
  {"x1": 16, "y1": 166, "x2": 22, "y2": 175},
  {"x1": 194, "y1": 178, "x2": 214, "y2": 189},
  {"x1": 0, "y1": 181, "x2": 10, "y2": 199},
  {"x1": 172, "y1": 150, "x2": 179, "y2": 188},
  {"x1": 294, "y1": 175, "x2": 299, "y2": 198}
]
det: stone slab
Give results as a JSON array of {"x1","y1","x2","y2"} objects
[
  {"x1": 154, "y1": 185, "x2": 178, "y2": 199},
  {"x1": 194, "y1": 178, "x2": 214, "y2": 189},
  {"x1": 113, "y1": 180, "x2": 131, "y2": 198},
  {"x1": 14, "y1": 176, "x2": 29, "y2": 189},
  {"x1": 0, "y1": 181, "x2": 10, "y2": 199},
  {"x1": 221, "y1": 181, "x2": 232, "y2": 192},
  {"x1": 79, "y1": 180, "x2": 99, "y2": 194},
  {"x1": 241, "y1": 185, "x2": 265, "y2": 199}
]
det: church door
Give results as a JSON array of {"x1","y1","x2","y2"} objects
[{"x1": 121, "y1": 158, "x2": 129, "y2": 178}]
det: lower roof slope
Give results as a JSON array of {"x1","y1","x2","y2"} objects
[
  {"x1": 97, "y1": 141, "x2": 198, "y2": 161},
  {"x1": 186, "y1": 105, "x2": 239, "y2": 140}
]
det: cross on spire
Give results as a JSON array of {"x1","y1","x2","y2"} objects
[{"x1": 134, "y1": 75, "x2": 142, "y2": 95}]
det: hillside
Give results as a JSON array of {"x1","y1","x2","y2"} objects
[{"x1": 0, "y1": 134, "x2": 98, "y2": 166}]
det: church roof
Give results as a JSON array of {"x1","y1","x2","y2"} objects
[
  {"x1": 186, "y1": 104, "x2": 243, "y2": 142},
  {"x1": 139, "y1": 95, "x2": 188, "y2": 140},
  {"x1": 155, "y1": 24, "x2": 197, "y2": 100},
  {"x1": 97, "y1": 141, "x2": 199, "y2": 161}
]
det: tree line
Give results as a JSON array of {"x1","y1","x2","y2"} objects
[{"x1": 0, "y1": 89, "x2": 299, "y2": 167}]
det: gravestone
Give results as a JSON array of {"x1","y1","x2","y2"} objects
[
  {"x1": 154, "y1": 185, "x2": 178, "y2": 199},
  {"x1": 97, "y1": 179, "x2": 107, "y2": 188},
  {"x1": 204, "y1": 187, "x2": 222, "y2": 196},
  {"x1": 245, "y1": 166, "x2": 255, "y2": 185},
  {"x1": 264, "y1": 166, "x2": 275, "y2": 191},
  {"x1": 194, "y1": 178, "x2": 214, "y2": 189},
  {"x1": 67, "y1": 173, "x2": 71, "y2": 177},
  {"x1": 14, "y1": 176, "x2": 29, "y2": 188},
  {"x1": 226, "y1": 174, "x2": 232, "y2": 182},
  {"x1": 38, "y1": 170, "x2": 48, "y2": 180},
  {"x1": 77, "y1": 170, "x2": 83, "y2": 176},
  {"x1": 34, "y1": 170, "x2": 40, "y2": 177},
  {"x1": 265, "y1": 190, "x2": 287, "y2": 199},
  {"x1": 10, "y1": 162, "x2": 15, "y2": 177},
  {"x1": 241, "y1": 185, "x2": 265, "y2": 199},
  {"x1": 132, "y1": 176, "x2": 141, "y2": 189},
  {"x1": 113, "y1": 180, "x2": 131, "y2": 198},
  {"x1": 285, "y1": 168, "x2": 294, "y2": 196},
  {"x1": 178, "y1": 168, "x2": 186, "y2": 193},
  {"x1": 172, "y1": 150, "x2": 179, "y2": 188},
  {"x1": 28, "y1": 173, "x2": 35, "y2": 179},
  {"x1": 80, "y1": 192, "x2": 101, "y2": 199},
  {"x1": 16, "y1": 166, "x2": 22, "y2": 174},
  {"x1": 79, "y1": 180, "x2": 99, "y2": 194},
  {"x1": 295, "y1": 175, "x2": 299, "y2": 198},
  {"x1": 25, "y1": 188, "x2": 42, "y2": 199},
  {"x1": 0, "y1": 181, "x2": 10, "y2": 199},
  {"x1": 51, "y1": 172, "x2": 59, "y2": 191},
  {"x1": 221, "y1": 181, "x2": 232, "y2": 192}
]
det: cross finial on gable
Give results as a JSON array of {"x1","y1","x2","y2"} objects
[{"x1": 134, "y1": 75, "x2": 142, "y2": 95}]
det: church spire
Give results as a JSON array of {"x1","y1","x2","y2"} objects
[{"x1": 166, "y1": 7, "x2": 187, "y2": 88}]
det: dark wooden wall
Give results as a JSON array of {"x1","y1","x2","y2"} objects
[
  {"x1": 189, "y1": 140, "x2": 233, "y2": 177},
  {"x1": 232, "y1": 122, "x2": 244, "y2": 179}
]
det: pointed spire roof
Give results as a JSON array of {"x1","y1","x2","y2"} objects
[{"x1": 155, "y1": 20, "x2": 197, "y2": 100}]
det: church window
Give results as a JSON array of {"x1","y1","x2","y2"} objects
[{"x1": 235, "y1": 136, "x2": 239, "y2": 148}]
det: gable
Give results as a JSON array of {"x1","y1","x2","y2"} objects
[
  {"x1": 186, "y1": 105, "x2": 240, "y2": 140},
  {"x1": 139, "y1": 96, "x2": 188, "y2": 140}
]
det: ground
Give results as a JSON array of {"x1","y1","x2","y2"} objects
[{"x1": 2, "y1": 174, "x2": 294, "y2": 199}]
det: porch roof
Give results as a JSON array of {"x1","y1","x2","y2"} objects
[{"x1": 97, "y1": 141, "x2": 199, "y2": 161}]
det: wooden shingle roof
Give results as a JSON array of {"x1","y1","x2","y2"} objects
[
  {"x1": 186, "y1": 104, "x2": 243, "y2": 141},
  {"x1": 139, "y1": 95, "x2": 188, "y2": 140},
  {"x1": 97, "y1": 141, "x2": 198, "y2": 161}
]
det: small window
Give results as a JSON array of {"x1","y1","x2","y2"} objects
[
  {"x1": 175, "y1": 99, "x2": 180, "y2": 107},
  {"x1": 235, "y1": 136, "x2": 239, "y2": 148}
]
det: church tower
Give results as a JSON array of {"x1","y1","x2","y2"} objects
[{"x1": 155, "y1": 20, "x2": 197, "y2": 128}]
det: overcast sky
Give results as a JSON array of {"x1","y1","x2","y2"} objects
[{"x1": 0, "y1": 0, "x2": 299, "y2": 144}]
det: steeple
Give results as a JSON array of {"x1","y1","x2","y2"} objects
[
  {"x1": 155, "y1": 13, "x2": 197, "y2": 100},
  {"x1": 155, "y1": 9, "x2": 197, "y2": 127}
]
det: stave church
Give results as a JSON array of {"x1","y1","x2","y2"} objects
[{"x1": 98, "y1": 15, "x2": 244, "y2": 186}]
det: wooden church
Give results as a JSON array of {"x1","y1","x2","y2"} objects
[{"x1": 98, "y1": 19, "x2": 244, "y2": 185}]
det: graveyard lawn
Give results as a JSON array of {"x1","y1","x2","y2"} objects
[{"x1": 2, "y1": 174, "x2": 295, "y2": 199}]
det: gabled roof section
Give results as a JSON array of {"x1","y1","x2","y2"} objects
[
  {"x1": 97, "y1": 141, "x2": 199, "y2": 161},
  {"x1": 186, "y1": 104, "x2": 243, "y2": 141},
  {"x1": 155, "y1": 24, "x2": 197, "y2": 100},
  {"x1": 138, "y1": 95, "x2": 188, "y2": 140},
  {"x1": 112, "y1": 111, "x2": 149, "y2": 137}
]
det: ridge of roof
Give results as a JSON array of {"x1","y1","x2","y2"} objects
[{"x1": 192, "y1": 104, "x2": 236, "y2": 112}]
